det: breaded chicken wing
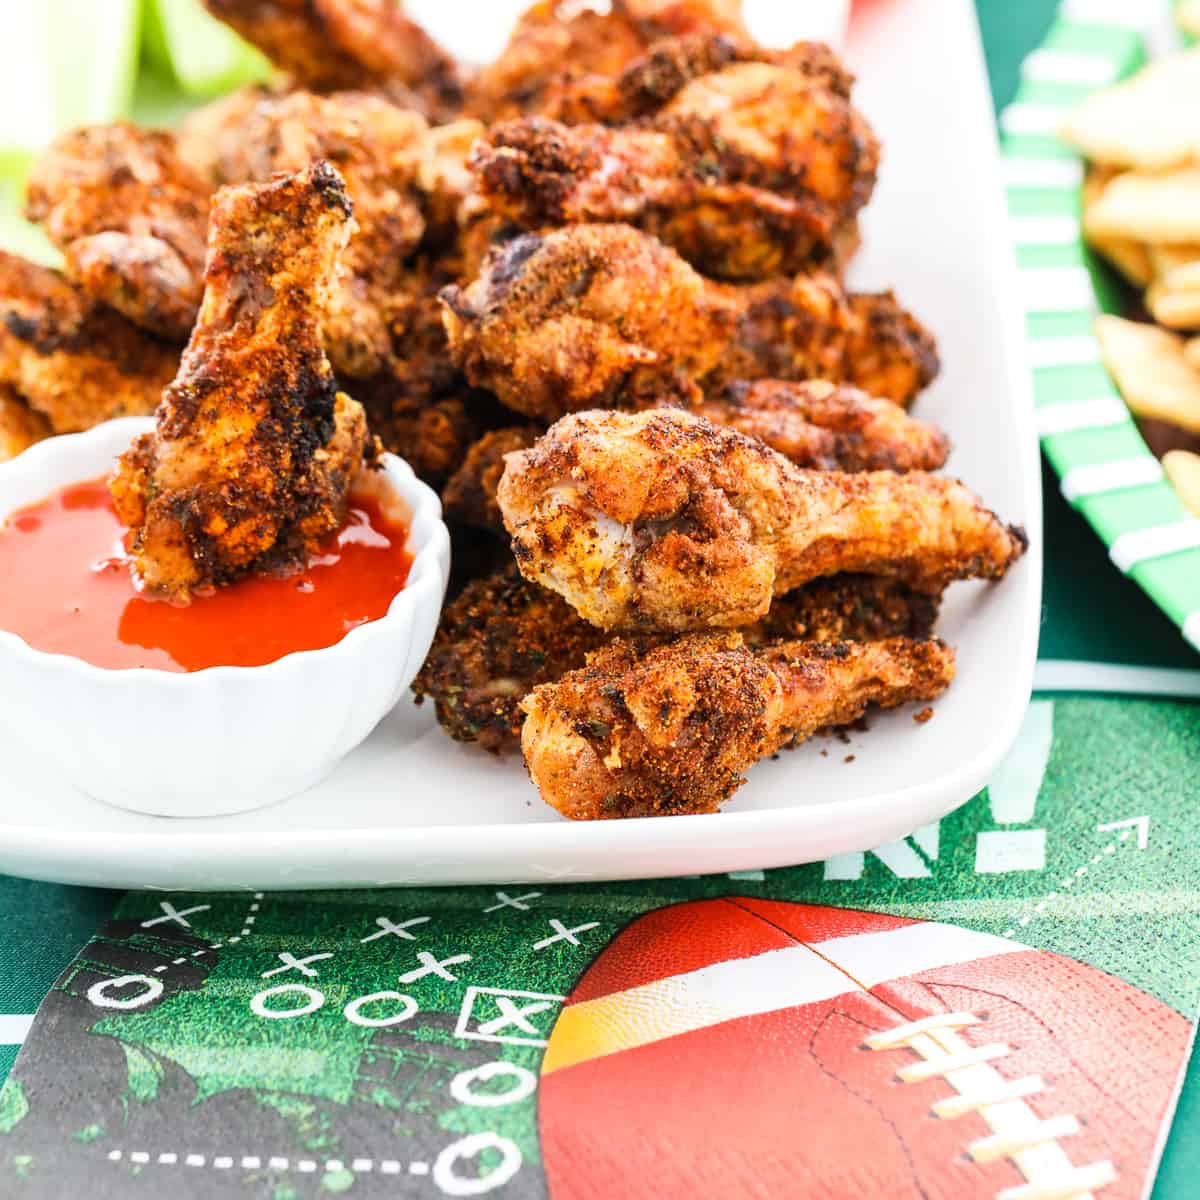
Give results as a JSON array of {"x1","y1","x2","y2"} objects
[
  {"x1": 444, "y1": 381, "x2": 946, "y2": 537},
  {"x1": 464, "y1": 0, "x2": 746, "y2": 123},
  {"x1": 440, "y1": 224, "x2": 937, "y2": 418},
  {"x1": 0, "y1": 385, "x2": 51, "y2": 461},
  {"x1": 472, "y1": 61, "x2": 878, "y2": 278},
  {"x1": 442, "y1": 425, "x2": 542, "y2": 531},
  {"x1": 522, "y1": 633, "x2": 955, "y2": 817},
  {"x1": 109, "y1": 162, "x2": 369, "y2": 598},
  {"x1": 499, "y1": 408, "x2": 1025, "y2": 631},
  {"x1": 25, "y1": 124, "x2": 211, "y2": 340},
  {"x1": 413, "y1": 562, "x2": 942, "y2": 753},
  {"x1": 204, "y1": 0, "x2": 462, "y2": 119},
  {"x1": 0, "y1": 251, "x2": 177, "y2": 432},
  {"x1": 689, "y1": 380, "x2": 949, "y2": 473},
  {"x1": 200, "y1": 89, "x2": 430, "y2": 378}
]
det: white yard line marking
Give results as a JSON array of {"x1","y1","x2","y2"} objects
[
  {"x1": 0, "y1": 1014, "x2": 34, "y2": 1045},
  {"x1": 1110, "y1": 520, "x2": 1200, "y2": 573},
  {"x1": 1002, "y1": 157, "x2": 1082, "y2": 189},
  {"x1": 1060, "y1": 456, "x2": 1163, "y2": 501},
  {"x1": 1000, "y1": 103, "x2": 1067, "y2": 138},
  {"x1": 1035, "y1": 396, "x2": 1128, "y2": 436},
  {"x1": 1019, "y1": 266, "x2": 1097, "y2": 314},
  {"x1": 1022, "y1": 46, "x2": 1120, "y2": 86},
  {"x1": 1009, "y1": 213, "x2": 1081, "y2": 247},
  {"x1": 1034, "y1": 660, "x2": 1200, "y2": 699},
  {"x1": 1002, "y1": 820, "x2": 1147, "y2": 939},
  {"x1": 1027, "y1": 334, "x2": 1102, "y2": 370}
]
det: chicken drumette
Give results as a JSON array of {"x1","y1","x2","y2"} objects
[
  {"x1": 413, "y1": 562, "x2": 942, "y2": 753},
  {"x1": 444, "y1": 380, "x2": 947, "y2": 536},
  {"x1": 522, "y1": 633, "x2": 955, "y2": 817},
  {"x1": 109, "y1": 161, "x2": 369, "y2": 599},
  {"x1": 464, "y1": 0, "x2": 747, "y2": 123},
  {"x1": 440, "y1": 224, "x2": 938, "y2": 417},
  {"x1": 0, "y1": 250, "x2": 177, "y2": 432},
  {"x1": 472, "y1": 58, "x2": 878, "y2": 278},
  {"x1": 203, "y1": 0, "x2": 462, "y2": 119},
  {"x1": 25, "y1": 124, "x2": 211, "y2": 341},
  {"x1": 498, "y1": 408, "x2": 1025, "y2": 631}
]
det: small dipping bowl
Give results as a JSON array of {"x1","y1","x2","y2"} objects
[{"x1": 0, "y1": 417, "x2": 450, "y2": 817}]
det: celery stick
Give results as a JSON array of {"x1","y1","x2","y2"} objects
[{"x1": 152, "y1": 0, "x2": 270, "y2": 97}]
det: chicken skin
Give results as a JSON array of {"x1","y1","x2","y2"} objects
[
  {"x1": 522, "y1": 633, "x2": 955, "y2": 817},
  {"x1": 464, "y1": 0, "x2": 746, "y2": 123},
  {"x1": 203, "y1": 0, "x2": 462, "y2": 119},
  {"x1": 472, "y1": 60, "x2": 879, "y2": 278},
  {"x1": 0, "y1": 251, "x2": 177, "y2": 432},
  {"x1": 445, "y1": 380, "x2": 947, "y2": 537},
  {"x1": 413, "y1": 562, "x2": 942, "y2": 753},
  {"x1": 25, "y1": 124, "x2": 211, "y2": 340},
  {"x1": 109, "y1": 162, "x2": 369, "y2": 599},
  {"x1": 0, "y1": 385, "x2": 51, "y2": 461},
  {"x1": 498, "y1": 408, "x2": 1025, "y2": 631},
  {"x1": 211, "y1": 89, "x2": 430, "y2": 378},
  {"x1": 440, "y1": 224, "x2": 938, "y2": 418}
]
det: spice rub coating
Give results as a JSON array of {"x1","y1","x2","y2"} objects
[
  {"x1": 498, "y1": 408, "x2": 1025, "y2": 631},
  {"x1": 109, "y1": 162, "x2": 369, "y2": 599},
  {"x1": 522, "y1": 632, "x2": 955, "y2": 817}
]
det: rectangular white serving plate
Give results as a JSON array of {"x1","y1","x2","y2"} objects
[{"x1": 0, "y1": 0, "x2": 1041, "y2": 890}]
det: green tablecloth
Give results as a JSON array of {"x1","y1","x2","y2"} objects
[{"x1": 1, "y1": 2, "x2": 1197, "y2": 1196}]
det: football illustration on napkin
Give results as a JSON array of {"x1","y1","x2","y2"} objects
[{"x1": 540, "y1": 898, "x2": 1191, "y2": 1200}]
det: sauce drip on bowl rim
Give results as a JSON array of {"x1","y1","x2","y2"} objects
[{"x1": 0, "y1": 476, "x2": 413, "y2": 672}]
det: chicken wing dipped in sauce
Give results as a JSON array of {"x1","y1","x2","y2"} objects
[
  {"x1": 498, "y1": 408, "x2": 1025, "y2": 632},
  {"x1": 471, "y1": 58, "x2": 879, "y2": 278},
  {"x1": 25, "y1": 124, "x2": 211, "y2": 341},
  {"x1": 444, "y1": 380, "x2": 948, "y2": 536},
  {"x1": 412, "y1": 562, "x2": 942, "y2": 753},
  {"x1": 203, "y1": 0, "x2": 463, "y2": 120},
  {"x1": 0, "y1": 251, "x2": 177, "y2": 433},
  {"x1": 440, "y1": 224, "x2": 938, "y2": 417},
  {"x1": 109, "y1": 161, "x2": 369, "y2": 599},
  {"x1": 522, "y1": 632, "x2": 956, "y2": 817}
]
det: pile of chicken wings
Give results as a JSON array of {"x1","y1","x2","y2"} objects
[{"x1": 1, "y1": 0, "x2": 1026, "y2": 817}]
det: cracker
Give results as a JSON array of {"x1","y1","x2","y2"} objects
[
  {"x1": 1081, "y1": 170, "x2": 1153, "y2": 286},
  {"x1": 1147, "y1": 281, "x2": 1200, "y2": 329},
  {"x1": 1187, "y1": 337, "x2": 1200, "y2": 370},
  {"x1": 1094, "y1": 314, "x2": 1200, "y2": 432},
  {"x1": 1060, "y1": 47, "x2": 1200, "y2": 170},
  {"x1": 1086, "y1": 167, "x2": 1200, "y2": 243},
  {"x1": 1163, "y1": 449, "x2": 1200, "y2": 517},
  {"x1": 1179, "y1": 0, "x2": 1200, "y2": 38},
  {"x1": 1148, "y1": 243, "x2": 1200, "y2": 282}
]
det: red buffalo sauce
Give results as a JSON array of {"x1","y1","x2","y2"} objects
[{"x1": 0, "y1": 476, "x2": 413, "y2": 672}]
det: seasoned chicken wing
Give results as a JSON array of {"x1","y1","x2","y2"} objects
[
  {"x1": 0, "y1": 385, "x2": 51, "y2": 461},
  {"x1": 109, "y1": 162, "x2": 369, "y2": 598},
  {"x1": 442, "y1": 425, "x2": 542, "y2": 531},
  {"x1": 204, "y1": 0, "x2": 462, "y2": 119},
  {"x1": 689, "y1": 380, "x2": 949, "y2": 472},
  {"x1": 0, "y1": 251, "x2": 177, "y2": 432},
  {"x1": 522, "y1": 632, "x2": 955, "y2": 817},
  {"x1": 499, "y1": 408, "x2": 1025, "y2": 631},
  {"x1": 199, "y1": 89, "x2": 431, "y2": 378},
  {"x1": 440, "y1": 224, "x2": 937, "y2": 418},
  {"x1": 413, "y1": 562, "x2": 942, "y2": 753},
  {"x1": 472, "y1": 60, "x2": 878, "y2": 278},
  {"x1": 464, "y1": 0, "x2": 745, "y2": 122},
  {"x1": 25, "y1": 124, "x2": 211, "y2": 340},
  {"x1": 445, "y1": 380, "x2": 946, "y2": 537}
]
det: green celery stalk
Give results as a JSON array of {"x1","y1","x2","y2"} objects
[{"x1": 150, "y1": 0, "x2": 270, "y2": 97}]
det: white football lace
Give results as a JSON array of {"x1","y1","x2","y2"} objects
[{"x1": 864, "y1": 1012, "x2": 1117, "y2": 1200}]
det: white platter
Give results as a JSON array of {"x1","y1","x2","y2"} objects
[{"x1": 0, "y1": 0, "x2": 1042, "y2": 890}]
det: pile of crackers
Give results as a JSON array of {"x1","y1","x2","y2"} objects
[{"x1": 1061, "y1": 41, "x2": 1200, "y2": 514}]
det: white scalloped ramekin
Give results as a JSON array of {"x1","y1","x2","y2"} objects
[{"x1": 0, "y1": 417, "x2": 450, "y2": 817}]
